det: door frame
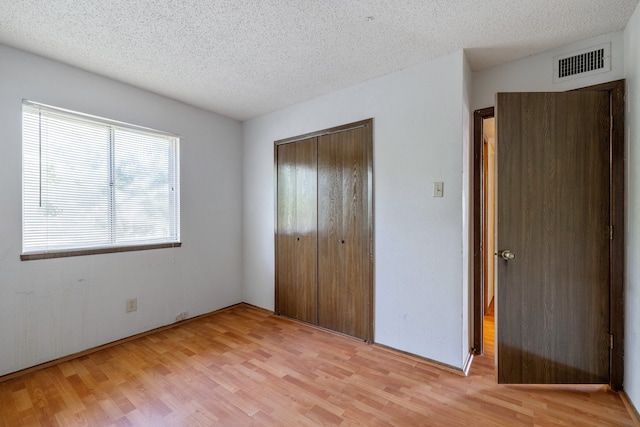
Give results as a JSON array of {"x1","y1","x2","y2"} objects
[
  {"x1": 472, "y1": 106, "x2": 494, "y2": 356},
  {"x1": 472, "y1": 80, "x2": 625, "y2": 391}
]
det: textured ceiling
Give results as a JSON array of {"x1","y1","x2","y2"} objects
[{"x1": 0, "y1": 0, "x2": 638, "y2": 121}]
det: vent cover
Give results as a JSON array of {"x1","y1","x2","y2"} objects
[{"x1": 553, "y1": 43, "x2": 611, "y2": 83}]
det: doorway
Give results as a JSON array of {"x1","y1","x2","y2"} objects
[
  {"x1": 471, "y1": 80, "x2": 625, "y2": 390},
  {"x1": 482, "y1": 116, "x2": 496, "y2": 355},
  {"x1": 472, "y1": 107, "x2": 495, "y2": 356}
]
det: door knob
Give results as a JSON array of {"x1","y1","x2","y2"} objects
[{"x1": 498, "y1": 250, "x2": 515, "y2": 261}]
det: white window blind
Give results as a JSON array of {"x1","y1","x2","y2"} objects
[{"x1": 22, "y1": 101, "x2": 180, "y2": 256}]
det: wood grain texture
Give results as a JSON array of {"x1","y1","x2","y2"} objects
[
  {"x1": 275, "y1": 119, "x2": 373, "y2": 342},
  {"x1": 317, "y1": 125, "x2": 372, "y2": 342},
  {"x1": 0, "y1": 304, "x2": 634, "y2": 426},
  {"x1": 276, "y1": 137, "x2": 318, "y2": 324},
  {"x1": 574, "y1": 79, "x2": 626, "y2": 391},
  {"x1": 496, "y1": 91, "x2": 611, "y2": 384}
]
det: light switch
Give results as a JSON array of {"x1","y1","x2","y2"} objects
[{"x1": 433, "y1": 182, "x2": 444, "y2": 197}]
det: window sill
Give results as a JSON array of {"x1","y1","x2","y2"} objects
[{"x1": 21, "y1": 242, "x2": 182, "y2": 261}]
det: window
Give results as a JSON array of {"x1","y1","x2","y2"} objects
[{"x1": 22, "y1": 101, "x2": 180, "y2": 260}]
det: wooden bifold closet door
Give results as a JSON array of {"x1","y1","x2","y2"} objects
[
  {"x1": 275, "y1": 120, "x2": 373, "y2": 342},
  {"x1": 276, "y1": 137, "x2": 318, "y2": 325}
]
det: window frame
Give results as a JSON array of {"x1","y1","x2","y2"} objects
[{"x1": 21, "y1": 101, "x2": 182, "y2": 261}]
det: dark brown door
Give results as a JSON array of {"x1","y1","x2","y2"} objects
[
  {"x1": 276, "y1": 137, "x2": 318, "y2": 324},
  {"x1": 496, "y1": 92, "x2": 610, "y2": 384},
  {"x1": 317, "y1": 126, "x2": 372, "y2": 341}
]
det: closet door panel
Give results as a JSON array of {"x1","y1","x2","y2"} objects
[
  {"x1": 317, "y1": 126, "x2": 371, "y2": 340},
  {"x1": 276, "y1": 138, "x2": 318, "y2": 324}
]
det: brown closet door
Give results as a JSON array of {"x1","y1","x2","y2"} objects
[
  {"x1": 276, "y1": 138, "x2": 318, "y2": 324},
  {"x1": 317, "y1": 126, "x2": 372, "y2": 341}
]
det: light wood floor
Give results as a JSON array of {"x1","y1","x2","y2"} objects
[
  {"x1": 484, "y1": 312, "x2": 495, "y2": 358},
  {"x1": 0, "y1": 304, "x2": 634, "y2": 426}
]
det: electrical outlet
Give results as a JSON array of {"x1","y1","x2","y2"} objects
[
  {"x1": 175, "y1": 312, "x2": 187, "y2": 322},
  {"x1": 126, "y1": 298, "x2": 137, "y2": 313}
]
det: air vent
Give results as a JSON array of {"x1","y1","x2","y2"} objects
[{"x1": 553, "y1": 43, "x2": 611, "y2": 83}]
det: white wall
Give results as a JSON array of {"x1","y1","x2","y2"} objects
[
  {"x1": 624, "y1": 0, "x2": 640, "y2": 411},
  {"x1": 0, "y1": 44, "x2": 244, "y2": 376},
  {"x1": 462, "y1": 55, "x2": 473, "y2": 356},
  {"x1": 472, "y1": 31, "x2": 625, "y2": 111},
  {"x1": 243, "y1": 51, "x2": 471, "y2": 369}
]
